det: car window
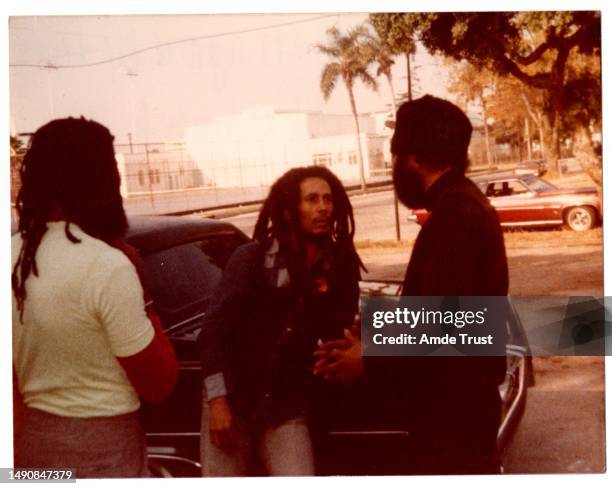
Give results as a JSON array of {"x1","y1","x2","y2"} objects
[
  {"x1": 486, "y1": 180, "x2": 529, "y2": 197},
  {"x1": 141, "y1": 233, "x2": 246, "y2": 328},
  {"x1": 522, "y1": 175, "x2": 557, "y2": 193}
]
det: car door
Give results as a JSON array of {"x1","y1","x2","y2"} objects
[
  {"x1": 486, "y1": 178, "x2": 538, "y2": 225},
  {"x1": 138, "y1": 231, "x2": 247, "y2": 469}
]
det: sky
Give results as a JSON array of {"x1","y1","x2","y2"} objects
[{"x1": 9, "y1": 13, "x2": 450, "y2": 145}]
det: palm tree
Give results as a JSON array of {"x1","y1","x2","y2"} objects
[
  {"x1": 316, "y1": 26, "x2": 378, "y2": 190},
  {"x1": 368, "y1": 31, "x2": 398, "y2": 116}
]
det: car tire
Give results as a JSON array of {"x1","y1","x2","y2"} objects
[{"x1": 565, "y1": 206, "x2": 596, "y2": 232}]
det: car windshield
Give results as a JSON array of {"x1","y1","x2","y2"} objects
[
  {"x1": 141, "y1": 234, "x2": 245, "y2": 329},
  {"x1": 522, "y1": 175, "x2": 557, "y2": 193}
]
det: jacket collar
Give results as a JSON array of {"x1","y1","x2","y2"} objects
[{"x1": 424, "y1": 169, "x2": 465, "y2": 211}]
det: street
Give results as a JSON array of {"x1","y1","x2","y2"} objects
[{"x1": 225, "y1": 189, "x2": 420, "y2": 242}]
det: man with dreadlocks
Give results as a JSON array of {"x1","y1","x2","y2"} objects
[
  {"x1": 197, "y1": 166, "x2": 362, "y2": 476},
  {"x1": 12, "y1": 117, "x2": 178, "y2": 477}
]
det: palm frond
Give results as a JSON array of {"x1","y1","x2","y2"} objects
[
  {"x1": 317, "y1": 25, "x2": 380, "y2": 100},
  {"x1": 357, "y1": 69, "x2": 379, "y2": 92},
  {"x1": 320, "y1": 63, "x2": 341, "y2": 100},
  {"x1": 314, "y1": 42, "x2": 340, "y2": 57}
]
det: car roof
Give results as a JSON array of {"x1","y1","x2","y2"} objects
[
  {"x1": 125, "y1": 215, "x2": 249, "y2": 254},
  {"x1": 471, "y1": 171, "x2": 530, "y2": 183}
]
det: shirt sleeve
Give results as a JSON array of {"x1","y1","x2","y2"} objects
[
  {"x1": 204, "y1": 372, "x2": 227, "y2": 401},
  {"x1": 86, "y1": 250, "x2": 155, "y2": 358},
  {"x1": 197, "y1": 242, "x2": 260, "y2": 380}
]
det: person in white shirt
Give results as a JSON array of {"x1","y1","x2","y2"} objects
[{"x1": 12, "y1": 117, "x2": 178, "y2": 477}]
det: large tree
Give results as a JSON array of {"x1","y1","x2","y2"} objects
[
  {"x1": 366, "y1": 27, "x2": 398, "y2": 115},
  {"x1": 369, "y1": 13, "x2": 418, "y2": 100},
  {"x1": 448, "y1": 63, "x2": 496, "y2": 168},
  {"x1": 316, "y1": 26, "x2": 378, "y2": 190},
  {"x1": 485, "y1": 74, "x2": 550, "y2": 164},
  {"x1": 393, "y1": 11, "x2": 600, "y2": 175}
]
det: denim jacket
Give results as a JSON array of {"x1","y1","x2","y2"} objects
[{"x1": 197, "y1": 239, "x2": 360, "y2": 425}]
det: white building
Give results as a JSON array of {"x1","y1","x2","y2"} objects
[
  {"x1": 116, "y1": 142, "x2": 204, "y2": 196},
  {"x1": 184, "y1": 105, "x2": 387, "y2": 188}
]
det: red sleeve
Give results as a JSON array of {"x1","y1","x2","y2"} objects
[
  {"x1": 117, "y1": 307, "x2": 179, "y2": 403},
  {"x1": 13, "y1": 368, "x2": 24, "y2": 431},
  {"x1": 110, "y1": 238, "x2": 179, "y2": 403}
]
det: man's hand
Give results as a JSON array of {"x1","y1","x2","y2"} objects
[
  {"x1": 208, "y1": 396, "x2": 235, "y2": 450},
  {"x1": 313, "y1": 328, "x2": 364, "y2": 385}
]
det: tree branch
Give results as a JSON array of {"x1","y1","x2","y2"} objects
[
  {"x1": 499, "y1": 55, "x2": 554, "y2": 89},
  {"x1": 520, "y1": 89, "x2": 541, "y2": 126},
  {"x1": 506, "y1": 21, "x2": 588, "y2": 67},
  {"x1": 511, "y1": 39, "x2": 554, "y2": 66}
]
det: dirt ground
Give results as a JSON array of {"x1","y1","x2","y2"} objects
[
  {"x1": 358, "y1": 228, "x2": 606, "y2": 473},
  {"x1": 358, "y1": 228, "x2": 604, "y2": 296},
  {"x1": 502, "y1": 356, "x2": 606, "y2": 473}
]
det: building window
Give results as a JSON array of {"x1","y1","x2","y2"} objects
[
  {"x1": 138, "y1": 170, "x2": 144, "y2": 186},
  {"x1": 312, "y1": 153, "x2": 332, "y2": 167},
  {"x1": 149, "y1": 168, "x2": 161, "y2": 185},
  {"x1": 348, "y1": 151, "x2": 357, "y2": 165},
  {"x1": 337, "y1": 152, "x2": 343, "y2": 164}
]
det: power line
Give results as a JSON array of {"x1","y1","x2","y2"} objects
[{"x1": 10, "y1": 13, "x2": 342, "y2": 70}]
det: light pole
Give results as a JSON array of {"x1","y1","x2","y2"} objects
[
  {"x1": 43, "y1": 63, "x2": 58, "y2": 120},
  {"x1": 392, "y1": 53, "x2": 415, "y2": 241}
]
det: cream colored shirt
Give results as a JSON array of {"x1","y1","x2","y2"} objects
[{"x1": 12, "y1": 221, "x2": 154, "y2": 417}]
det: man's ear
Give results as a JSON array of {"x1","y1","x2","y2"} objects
[
  {"x1": 393, "y1": 153, "x2": 412, "y2": 168},
  {"x1": 405, "y1": 155, "x2": 425, "y2": 178},
  {"x1": 407, "y1": 155, "x2": 418, "y2": 166}
]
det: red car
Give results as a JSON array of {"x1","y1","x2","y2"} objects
[{"x1": 410, "y1": 173, "x2": 602, "y2": 232}]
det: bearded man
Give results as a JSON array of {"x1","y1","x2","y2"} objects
[{"x1": 315, "y1": 95, "x2": 509, "y2": 474}]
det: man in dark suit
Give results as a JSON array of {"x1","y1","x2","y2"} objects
[{"x1": 315, "y1": 95, "x2": 509, "y2": 474}]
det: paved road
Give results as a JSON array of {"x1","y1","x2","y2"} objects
[
  {"x1": 122, "y1": 176, "x2": 394, "y2": 216},
  {"x1": 225, "y1": 189, "x2": 421, "y2": 243},
  {"x1": 501, "y1": 356, "x2": 605, "y2": 473}
]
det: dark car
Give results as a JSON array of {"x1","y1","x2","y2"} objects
[
  {"x1": 410, "y1": 172, "x2": 601, "y2": 232},
  {"x1": 126, "y1": 215, "x2": 533, "y2": 477}
]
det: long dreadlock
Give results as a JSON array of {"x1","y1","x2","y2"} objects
[
  {"x1": 252, "y1": 166, "x2": 365, "y2": 273},
  {"x1": 12, "y1": 117, "x2": 128, "y2": 321}
]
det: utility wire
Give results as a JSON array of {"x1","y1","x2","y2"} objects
[{"x1": 10, "y1": 13, "x2": 342, "y2": 70}]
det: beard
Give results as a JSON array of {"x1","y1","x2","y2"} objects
[
  {"x1": 392, "y1": 160, "x2": 427, "y2": 209},
  {"x1": 301, "y1": 230, "x2": 333, "y2": 247}
]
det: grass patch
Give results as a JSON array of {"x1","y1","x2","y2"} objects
[
  {"x1": 502, "y1": 227, "x2": 602, "y2": 246},
  {"x1": 356, "y1": 227, "x2": 602, "y2": 250},
  {"x1": 355, "y1": 239, "x2": 414, "y2": 249}
]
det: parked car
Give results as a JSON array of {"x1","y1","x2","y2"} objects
[
  {"x1": 125, "y1": 215, "x2": 533, "y2": 477},
  {"x1": 410, "y1": 172, "x2": 601, "y2": 232}
]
